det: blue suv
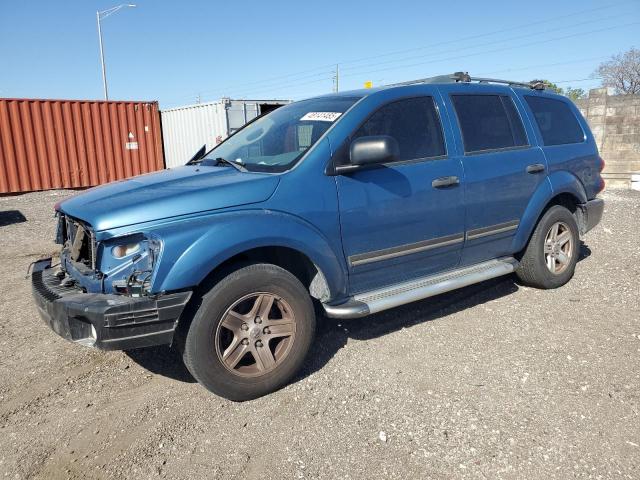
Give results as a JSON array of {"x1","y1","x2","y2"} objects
[{"x1": 32, "y1": 72, "x2": 604, "y2": 400}]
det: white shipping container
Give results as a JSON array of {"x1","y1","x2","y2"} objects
[{"x1": 161, "y1": 98, "x2": 290, "y2": 168}]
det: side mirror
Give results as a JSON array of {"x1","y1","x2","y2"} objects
[
  {"x1": 186, "y1": 144, "x2": 207, "y2": 165},
  {"x1": 350, "y1": 135, "x2": 399, "y2": 166}
]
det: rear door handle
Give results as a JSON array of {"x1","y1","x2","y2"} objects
[
  {"x1": 432, "y1": 176, "x2": 460, "y2": 188},
  {"x1": 526, "y1": 163, "x2": 545, "y2": 174}
]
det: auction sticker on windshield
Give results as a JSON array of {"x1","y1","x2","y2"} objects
[{"x1": 300, "y1": 112, "x2": 342, "y2": 122}]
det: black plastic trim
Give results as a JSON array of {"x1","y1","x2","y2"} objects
[
  {"x1": 32, "y1": 259, "x2": 192, "y2": 351},
  {"x1": 349, "y1": 232, "x2": 464, "y2": 267},
  {"x1": 579, "y1": 198, "x2": 604, "y2": 234},
  {"x1": 466, "y1": 220, "x2": 519, "y2": 240}
]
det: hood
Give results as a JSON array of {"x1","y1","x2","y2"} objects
[{"x1": 58, "y1": 166, "x2": 280, "y2": 231}]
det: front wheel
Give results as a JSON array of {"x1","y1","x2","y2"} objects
[
  {"x1": 515, "y1": 205, "x2": 580, "y2": 289},
  {"x1": 182, "y1": 263, "x2": 316, "y2": 401}
]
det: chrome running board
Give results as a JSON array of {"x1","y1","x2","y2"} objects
[{"x1": 322, "y1": 257, "x2": 518, "y2": 319}]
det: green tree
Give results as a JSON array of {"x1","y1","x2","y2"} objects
[
  {"x1": 541, "y1": 80, "x2": 563, "y2": 94},
  {"x1": 540, "y1": 80, "x2": 586, "y2": 101},
  {"x1": 564, "y1": 87, "x2": 586, "y2": 101}
]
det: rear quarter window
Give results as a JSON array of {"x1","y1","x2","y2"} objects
[{"x1": 524, "y1": 96, "x2": 585, "y2": 146}]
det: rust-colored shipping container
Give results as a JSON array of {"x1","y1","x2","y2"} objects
[{"x1": 0, "y1": 98, "x2": 164, "y2": 194}]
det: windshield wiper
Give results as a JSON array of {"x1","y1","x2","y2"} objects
[{"x1": 212, "y1": 157, "x2": 248, "y2": 172}]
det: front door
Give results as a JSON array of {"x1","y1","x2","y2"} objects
[{"x1": 335, "y1": 94, "x2": 465, "y2": 294}]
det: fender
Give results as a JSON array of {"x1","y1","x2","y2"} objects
[
  {"x1": 149, "y1": 209, "x2": 348, "y2": 299},
  {"x1": 547, "y1": 169, "x2": 588, "y2": 204},
  {"x1": 511, "y1": 171, "x2": 587, "y2": 253}
]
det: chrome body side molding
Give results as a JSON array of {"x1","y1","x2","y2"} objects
[
  {"x1": 466, "y1": 220, "x2": 519, "y2": 240},
  {"x1": 349, "y1": 232, "x2": 465, "y2": 267},
  {"x1": 323, "y1": 257, "x2": 518, "y2": 319}
]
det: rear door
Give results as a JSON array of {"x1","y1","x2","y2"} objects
[
  {"x1": 335, "y1": 92, "x2": 465, "y2": 294},
  {"x1": 441, "y1": 86, "x2": 547, "y2": 266},
  {"x1": 520, "y1": 94, "x2": 601, "y2": 199}
]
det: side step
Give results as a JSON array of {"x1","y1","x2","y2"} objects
[{"x1": 322, "y1": 257, "x2": 518, "y2": 319}]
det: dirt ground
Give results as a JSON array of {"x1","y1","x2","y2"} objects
[{"x1": 0, "y1": 188, "x2": 638, "y2": 480}]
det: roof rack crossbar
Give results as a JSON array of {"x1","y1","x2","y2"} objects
[{"x1": 386, "y1": 72, "x2": 546, "y2": 90}]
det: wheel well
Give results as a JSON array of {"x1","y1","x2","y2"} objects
[
  {"x1": 546, "y1": 193, "x2": 579, "y2": 214},
  {"x1": 173, "y1": 246, "x2": 327, "y2": 352},
  {"x1": 196, "y1": 246, "x2": 328, "y2": 301},
  {"x1": 516, "y1": 192, "x2": 583, "y2": 261},
  {"x1": 544, "y1": 193, "x2": 586, "y2": 234}
]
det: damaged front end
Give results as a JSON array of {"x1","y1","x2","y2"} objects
[
  {"x1": 31, "y1": 212, "x2": 191, "y2": 350},
  {"x1": 56, "y1": 213, "x2": 161, "y2": 297}
]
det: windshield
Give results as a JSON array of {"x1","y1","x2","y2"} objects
[{"x1": 201, "y1": 96, "x2": 360, "y2": 172}]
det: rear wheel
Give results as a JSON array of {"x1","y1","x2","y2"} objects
[
  {"x1": 515, "y1": 205, "x2": 580, "y2": 289},
  {"x1": 182, "y1": 263, "x2": 315, "y2": 401}
]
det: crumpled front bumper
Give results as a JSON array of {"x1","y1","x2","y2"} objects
[{"x1": 31, "y1": 258, "x2": 191, "y2": 350}]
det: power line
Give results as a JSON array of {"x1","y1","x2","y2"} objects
[
  {"x1": 163, "y1": 68, "x2": 334, "y2": 104},
  {"x1": 476, "y1": 56, "x2": 610, "y2": 77},
  {"x1": 165, "y1": 52, "x2": 616, "y2": 105},
  {"x1": 224, "y1": 76, "x2": 333, "y2": 99},
  {"x1": 335, "y1": 0, "x2": 636, "y2": 68},
  {"x1": 555, "y1": 77, "x2": 602, "y2": 84},
  {"x1": 164, "y1": 0, "x2": 636, "y2": 104},
  {"x1": 339, "y1": 21, "x2": 640, "y2": 80},
  {"x1": 338, "y1": 12, "x2": 629, "y2": 75},
  {"x1": 194, "y1": 51, "x2": 612, "y2": 101}
]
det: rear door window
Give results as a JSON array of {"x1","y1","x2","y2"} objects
[
  {"x1": 451, "y1": 95, "x2": 528, "y2": 153},
  {"x1": 353, "y1": 96, "x2": 446, "y2": 161},
  {"x1": 524, "y1": 96, "x2": 585, "y2": 146}
]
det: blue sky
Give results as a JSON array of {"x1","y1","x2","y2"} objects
[{"x1": 0, "y1": 0, "x2": 638, "y2": 107}]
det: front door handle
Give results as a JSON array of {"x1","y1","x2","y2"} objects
[
  {"x1": 432, "y1": 176, "x2": 460, "y2": 188},
  {"x1": 526, "y1": 163, "x2": 545, "y2": 174}
]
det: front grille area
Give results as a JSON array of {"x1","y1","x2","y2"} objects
[
  {"x1": 59, "y1": 214, "x2": 96, "y2": 270},
  {"x1": 104, "y1": 307, "x2": 160, "y2": 328}
]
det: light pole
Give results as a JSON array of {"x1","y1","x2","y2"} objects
[{"x1": 96, "y1": 4, "x2": 136, "y2": 101}]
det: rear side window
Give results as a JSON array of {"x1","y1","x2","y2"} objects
[
  {"x1": 524, "y1": 96, "x2": 585, "y2": 146},
  {"x1": 452, "y1": 95, "x2": 528, "y2": 153},
  {"x1": 353, "y1": 97, "x2": 445, "y2": 161}
]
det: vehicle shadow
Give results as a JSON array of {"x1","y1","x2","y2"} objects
[
  {"x1": 297, "y1": 275, "x2": 519, "y2": 382},
  {"x1": 126, "y1": 344, "x2": 196, "y2": 383},
  {"x1": 578, "y1": 242, "x2": 591, "y2": 260},
  {"x1": 0, "y1": 209, "x2": 27, "y2": 227},
  {"x1": 125, "y1": 242, "x2": 592, "y2": 387},
  {"x1": 298, "y1": 240, "x2": 592, "y2": 382},
  {"x1": 124, "y1": 276, "x2": 519, "y2": 387}
]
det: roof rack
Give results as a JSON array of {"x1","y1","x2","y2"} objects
[{"x1": 387, "y1": 72, "x2": 546, "y2": 90}]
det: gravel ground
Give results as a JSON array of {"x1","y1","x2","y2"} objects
[{"x1": 0, "y1": 188, "x2": 638, "y2": 480}]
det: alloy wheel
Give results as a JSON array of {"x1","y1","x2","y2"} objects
[
  {"x1": 543, "y1": 221, "x2": 574, "y2": 275},
  {"x1": 215, "y1": 292, "x2": 296, "y2": 377}
]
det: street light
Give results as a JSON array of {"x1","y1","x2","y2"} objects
[{"x1": 96, "y1": 4, "x2": 136, "y2": 100}]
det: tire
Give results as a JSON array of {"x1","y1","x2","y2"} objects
[
  {"x1": 182, "y1": 263, "x2": 315, "y2": 401},
  {"x1": 515, "y1": 205, "x2": 580, "y2": 289}
]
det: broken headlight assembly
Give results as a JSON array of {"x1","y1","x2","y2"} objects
[
  {"x1": 101, "y1": 234, "x2": 162, "y2": 297},
  {"x1": 112, "y1": 242, "x2": 141, "y2": 258}
]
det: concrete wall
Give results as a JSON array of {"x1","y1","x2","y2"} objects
[{"x1": 575, "y1": 89, "x2": 640, "y2": 188}]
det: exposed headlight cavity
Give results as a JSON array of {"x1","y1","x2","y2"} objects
[{"x1": 112, "y1": 242, "x2": 140, "y2": 258}]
